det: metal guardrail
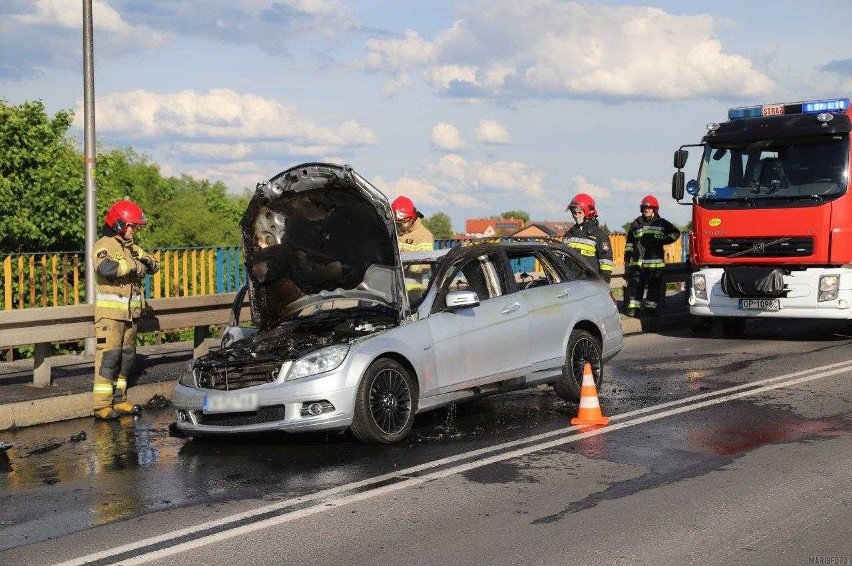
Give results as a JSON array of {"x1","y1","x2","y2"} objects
[
  {"x1": 0, "y1": 293, "x2": 243, "y2": 387},
  {"x1": 0, "y1": 264, "x2": 692, "y2": 388},
  {"x1": 609, "y1": 264, "x2": 692, "y2": 290}
]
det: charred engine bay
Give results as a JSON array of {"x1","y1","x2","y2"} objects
[{"x1": 198, "y1": 306, "x2": 398, "y2": 372}]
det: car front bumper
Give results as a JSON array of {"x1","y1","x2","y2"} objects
[{"x1": 172, "y1": 376, "x2": 358, "y2": 436}]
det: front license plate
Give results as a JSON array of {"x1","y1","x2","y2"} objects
[
  {"x1": 203, "y1": 392, "x2": 259, "y2": 414},
  {"x1": 738, "y1": 298, "x2": 780, "y2": 311}
]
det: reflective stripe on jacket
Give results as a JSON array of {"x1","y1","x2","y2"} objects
[
  {"x1": 93, "y1": 235, "x2": 154, "y2": 321},
  {"x1": 563, "y1": 218, "x2": 613, "y2": 281},
  {"x1": 623, "y1": 215, "x2": 680, "y2": 269},
  {"x1": 398, "y1": 218, "x2": 434, "y2": 253}
]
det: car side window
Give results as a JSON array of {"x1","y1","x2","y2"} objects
[
  {"x1": 433, "y1": 254, "x2": 502, "y2": 313},
  {"x1": 506, "y1": 249, "x2": 563, "y2": 290},
  {"x1": 551, "y1": 249, "x2": 591, "y2": 282}
]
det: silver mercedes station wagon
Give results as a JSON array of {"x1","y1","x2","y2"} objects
[{"x1": 172, "y1": 162, "x2": 623, "y2": 443}]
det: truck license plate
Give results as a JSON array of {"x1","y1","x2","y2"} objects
[
  {"x1": 203, "y1": 392, "x2": 258, "y2": 414},
  {"x1": 738, "y1": 298, "x2": 780, "y2": 311}
]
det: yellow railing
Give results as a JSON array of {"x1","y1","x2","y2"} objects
[
  {"x1": 0, "y1": 247, "x2": 244, "y2": 311},
  {"x1": 606, "y1": 233, "x2": 684, "y2": 266}
]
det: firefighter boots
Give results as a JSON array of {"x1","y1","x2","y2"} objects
[
  {"x1": 113, "y1": 401, "x2": 142, "y2": 415},
  {"x1": 94, "y1": 407, "x2": 120, "y2": 420},
  {"x1": 626, "y1": 308, "x2": 637, "y2": 318}
]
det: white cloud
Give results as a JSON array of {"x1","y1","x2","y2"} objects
[
  {"x1": 430, "y1": 122, "x2": 465, "y2": 151},
  {"x1": 381, "y1": 72, "x2": 414, "y2": 97},
  {"x1": 184, "y1": 161, "x2": 267, "y2": 192},
  {"x1": 428, "y1": 153, "x2": 545, "y2": 200},
  {"x1": 372, "y1": 176, "x2": 446, "y2": 208},
  {"x1": 363, "y1": 0, "x2": 773, "y2": 101},
  {"x1": 610, "y1": 178, "x2": 666, "y2": 195},
  {"x1": 0, "y1": 0, "x2": 166, "y2": 77},
  {"x1": 448, "y1": 192, "x2": 487, "y2": 209},
  {"x1": 570, "y1": 175, "x2": 611, "y2": 201},
  {"x1": 364, "y1": 29, "x2": 437, "y2": 72},
  {"x1": 14, "y1": 0, "x2": 145, "y2": 36},
  {"x1": 475, "y1": 119, "x2": 511, "y2": 144},
  {"x1": 80, "y1": 89, "x2": 377, "y2": 156}
]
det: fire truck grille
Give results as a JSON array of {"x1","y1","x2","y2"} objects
[
  {"x1": 196, "y1": 362, "x2": 281, "y2": 391},
  {"x1": 709, "y1": 237, "x2": 814, "y2": 258},
  {"x1": 196, "y1": 405, "x2": 286, "y2": 427}
]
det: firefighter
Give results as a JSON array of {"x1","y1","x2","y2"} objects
[
  {"x1": 564, "y1": 193, "x2": 613, "y2": 282},
  {"x1": 91, "y1": 199, "x2": 160, "y2": 420},
  {"x1": 624, "y1": 195, "x2": 680, "y2": 317},
  {"x1": 391, "y1": 196, "x2": 434, "y2": 305}
]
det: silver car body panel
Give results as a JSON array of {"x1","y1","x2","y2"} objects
[{"x1": 173, "y1": 164, "x2": 623, "y2": 437}]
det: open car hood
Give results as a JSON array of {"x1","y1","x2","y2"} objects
[{"x1": 242, "y1": 163, "x2": 405, "y2": 330}]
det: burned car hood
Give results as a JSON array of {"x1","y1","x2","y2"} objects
[
  {"x1": 199, "y1": 305, "x2": 397, "y2": 368},
  {"x1": 242, "y1": 163, "x2": 405, "y2": 330}
]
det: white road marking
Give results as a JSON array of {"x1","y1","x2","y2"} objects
[{"x1": 55, "y1": 359, "x2": 852, "y2": 566}]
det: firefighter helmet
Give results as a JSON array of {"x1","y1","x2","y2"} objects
[
  {"x1": 640, "y1": 195, "x2": 659, "y2": 212},
  {"x1": 391, "y1": 196, "x2": 423, "y2": 221},
  {"x1": 567, "y1": 193, "x2": 598, "y2": 219},
  {"x1": 104, "y1": 199, "x2": 147, "y2": 233}
]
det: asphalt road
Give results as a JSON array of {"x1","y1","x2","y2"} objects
[{"x1": 1, "y1": 319, "x2": 851, "y2": 565}]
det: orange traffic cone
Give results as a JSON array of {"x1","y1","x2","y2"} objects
[{"x1": 570, "y1": 363, "x2": 610, "y2": 426}]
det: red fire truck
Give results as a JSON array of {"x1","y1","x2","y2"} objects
[{"x1": 672, "y1": 97, "x2": 852, "y2": 335}]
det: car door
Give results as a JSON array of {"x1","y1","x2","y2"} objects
[
  {"x1": 548, "y1": 247, "x2": 604, "y2": 327},
  {"x1": 506, "y1": 247, "x2": 570, "y2": 375},
  {"x1": 430, "y1": 250, "x2": 530, "y2": 390}
]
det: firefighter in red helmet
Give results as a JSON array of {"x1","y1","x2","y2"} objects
[
  {"x1": 91, "y1": 199, "x2": 160, "y2": 420},
  {"x1": 391, "y1": 196, "x2": 434, "y2": 305},
  {"x1": 624, "y1": 195, "x2": 680, "y2": 317},
  {"x1": 564, "y1": 193, "x2": 613, "y2": 282}
]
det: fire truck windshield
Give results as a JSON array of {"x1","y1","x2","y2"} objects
[{"x1": 696, "y1": 135, "x2": 849, "y2": 206}]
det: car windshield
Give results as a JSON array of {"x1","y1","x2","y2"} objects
[{"x1": 695, "y1": 135, "x2": 849, "y2": 206}]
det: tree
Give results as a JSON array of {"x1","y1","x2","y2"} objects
[
  {"x1": 423, "y1": 212, "x2": 454, "y2": 239},
  {"x1": 621, "y1": 222, "x2": 632, "y2": 233},
  {"x1": 0, "y1": 98, "x2": 258, "y2": 253},
  {"x1": 0, "y1": 100, "x2": 83, "y2": 252},
  {"x1": 500, "y1": 210, "x2": 529, "y2": 223}
]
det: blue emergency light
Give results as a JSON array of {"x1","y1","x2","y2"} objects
[
  {"x1": 727, "y1": 97, "x2": 850, "y2": 120},
  {"x1": 802, "y1": 98, "x2": 849, "y2": 113}
]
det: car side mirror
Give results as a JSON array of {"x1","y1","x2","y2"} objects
[
  {"x1": 674, "y1": 149, "x2": 689, "y2": 169},
  {"x1": 672, "y1": 171, "x2": 685, "y2": 200},
  {"x1": 445, "y1": 290, "x2": 480, "y2": 310}
]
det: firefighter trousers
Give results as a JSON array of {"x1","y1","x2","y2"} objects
[
  {"x1": 626, "y1": 267, "x2": 663, "y2": 311},
  {"x1": 92, "y1": 318, "x2": 137, "y2": 410}
]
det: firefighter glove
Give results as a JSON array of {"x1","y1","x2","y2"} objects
[{"x1": 139, "y1": 255, "x2": 159, "y2": 273}]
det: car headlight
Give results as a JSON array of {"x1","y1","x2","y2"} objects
[
  {"x1": 178, "y1": 361, "x2": 196, "y2": 387},
  {"x1": 693, "y1": 274, "x2": 707, "y2": 300},
  {"x1": 286, "y1": 344, "x2": 350, "y2": 381},
  {"x1": 818, "y1": 274, "x2": 840, "y2": 302}
]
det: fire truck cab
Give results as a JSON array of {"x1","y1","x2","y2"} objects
[{"x1": 672, "y1": 97, "x2": 852, "y2": 335}]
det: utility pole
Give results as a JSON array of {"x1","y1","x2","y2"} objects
[{"x1": 83, "y1": 0, "x2": 97, "y2": 356}]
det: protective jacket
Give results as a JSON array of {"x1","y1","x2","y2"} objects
[
  {"x1": 398, "y1": 218, "x2": 434, "y2": 253},
  {"x1": 624, "y1": 215, "x2": 680, "y2": 269},
  {"x1": 563, "y1": 218, "x2": 613, "y2": 282},
  {"x1": 93, "y1": 234, "x2": 158, "y2": 321}
]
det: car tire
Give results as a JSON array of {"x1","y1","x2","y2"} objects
[
  {"x1": 351, "y1": 358, "x2": 417, "y2": 444},
  {"x1": 721, "y1": 318, "x2": 746, "y2": 337},
  {"x1": 554, "y1": 329, "x2": 603, "y2": 403}
]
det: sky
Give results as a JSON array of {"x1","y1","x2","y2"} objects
[{"x1": 2, "y1": 0, "x2": 852, "y2": 234}]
